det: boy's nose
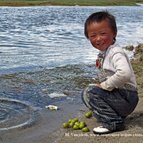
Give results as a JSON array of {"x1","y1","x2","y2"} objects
[{"x1": 96, "y1": 35, "x2": 101, "y2": 41}]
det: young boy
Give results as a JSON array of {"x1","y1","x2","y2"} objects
[{"x1": 82, "y1": 11, "x2": 138, "y2": 134}]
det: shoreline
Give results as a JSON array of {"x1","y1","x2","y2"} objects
[
  {"x1": 0, "y1": 44, "x2": 143, "y2": 143},
  {"x1": 0, "y1": 0, "x2": 143, "y2": 7}
]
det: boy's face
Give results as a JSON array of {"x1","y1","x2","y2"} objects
[{"x1": 87, "y1": 20, "x2": 116, "y2": 51}]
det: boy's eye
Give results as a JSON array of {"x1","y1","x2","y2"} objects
[
  {"x1": 100, "y1": 32, "x2": 106, "y2": 35},
  {"x1": 89, "y1": 34, "x2": 96, "y2": 38},
  {"x1": 91, "y1": 35, "x2": 96, "y2": 38}
]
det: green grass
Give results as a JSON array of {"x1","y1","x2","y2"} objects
[{"x1": 0, "y1": 0, "x2": 143, "y2": 6}]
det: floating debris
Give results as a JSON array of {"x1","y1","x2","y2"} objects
[{"x1": 45, "y1": 105, "x2": 58, "y2": 110}]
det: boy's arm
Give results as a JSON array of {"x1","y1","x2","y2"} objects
[{"x1": 100, "y1": 52, "x2": 131, "y2": 91}]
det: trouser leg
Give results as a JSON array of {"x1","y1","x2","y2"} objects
[{"x1": 82, "y1": 84, "x2": 138, "y2": 131}]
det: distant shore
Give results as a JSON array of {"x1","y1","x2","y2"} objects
[{"x1": 0, "y1": 0, "x2": 143, "y2": 6}]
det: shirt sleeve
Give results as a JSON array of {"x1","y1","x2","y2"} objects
[{"x1": 100, "y1": 52, "x2": 132, "y2": 91}]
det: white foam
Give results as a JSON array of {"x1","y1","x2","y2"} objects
[{"x1": 48, "y1": 92, "x2": 67, "y2": 98}]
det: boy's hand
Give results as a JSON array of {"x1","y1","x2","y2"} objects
[{"x1": 95, "y1": 84, "x2": 102, "y2": 88}]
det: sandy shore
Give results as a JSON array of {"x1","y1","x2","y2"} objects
[{"x1": 57, "y1": 44, "x2": 143, "y2": 143}]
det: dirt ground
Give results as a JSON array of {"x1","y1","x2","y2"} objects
[{"x1": 57, "y1": 98, "x2": 143, "y2": 143}]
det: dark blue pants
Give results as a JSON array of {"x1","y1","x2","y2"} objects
[{"x1": 82, "y1": 84, "x2": 138, "y2": 131}]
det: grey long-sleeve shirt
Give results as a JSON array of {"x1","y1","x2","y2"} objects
[{"x1": 100, "y1": 45, "x2": 137, "y2": 91}]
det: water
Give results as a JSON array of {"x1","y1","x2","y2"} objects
[
  {"x1": 0, "y1": 6, "x2": 143, "y2": 74},
  {"x1": 0, "y1": 6, "x2": 143, "y2": 134},
  {"x1": 0, "y1": 98, "x2": 36, "y2": 131}
]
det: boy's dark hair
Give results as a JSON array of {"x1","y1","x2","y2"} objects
[{"x1": 84, "y1": 11, "x2": 117, "y2": 39}]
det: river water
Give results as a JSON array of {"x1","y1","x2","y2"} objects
[
  {"x1": 0, "y1": 6, "x2": 143, "y2": 74},
  {"x1": 0, "y1": 6, "x2": 143, "y2": 142}
]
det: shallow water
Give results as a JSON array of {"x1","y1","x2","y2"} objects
[
  {"x1": 0, "y1": 64, "x2": 95, "y2": 143},
  {"x1": 0, "y1": 64, "x2": 95, "y2": 133}
]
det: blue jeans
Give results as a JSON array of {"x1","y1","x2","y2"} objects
[{"x1": 82, "y1": 84, "x2": 138, "y2": 131}]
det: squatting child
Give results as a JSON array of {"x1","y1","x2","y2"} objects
[{"x1": 82, "y1": 11, "x2": 138, "y2": 134}]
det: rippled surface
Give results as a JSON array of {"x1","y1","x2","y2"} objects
[
  {"x1": 0, "y1": 98, "x2": 37, "y2": 131},
  {"x1": 0, "y1": 6, "x2": 143, "y2": 74}
]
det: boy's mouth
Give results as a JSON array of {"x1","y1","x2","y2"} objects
[{"x1": 96, "y1": 43, "x2": 102, "y2": 46}]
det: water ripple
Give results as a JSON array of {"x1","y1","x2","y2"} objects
[{"x1": 0, "y1": 98, "x2": 37, "y2": 131}]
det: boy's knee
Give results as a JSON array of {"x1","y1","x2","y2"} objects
[
  {"x1": 81, "y1": 86, "x2": 93, "y2": 109},
  {"x1": 81, "y1": 84, "x2": 101, "y2": 109},
  {"x1": 82, "y1": 84, "x2": 99, "y2": 100}
]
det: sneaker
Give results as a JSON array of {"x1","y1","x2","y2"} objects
[{"x1": 93, "y1": 126, "x2": 112, "y2": 134}]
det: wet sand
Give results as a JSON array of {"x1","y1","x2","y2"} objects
[
  {"x1": 0, "y1": 97, "x2": 87, "y2": 143},
  {"x1": 58, "y1": 99, "x2": 143, "y2": 143}
]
